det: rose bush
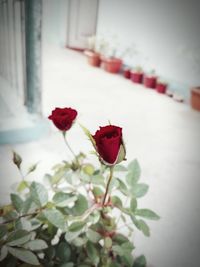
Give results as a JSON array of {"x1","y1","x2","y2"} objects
[{"x1": 0, "y1": 107, "x2": 160, "y2": 267}]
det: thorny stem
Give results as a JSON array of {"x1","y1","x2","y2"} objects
[{"x1": 102, "y1": 167, "x2": 114, "y2": 206}]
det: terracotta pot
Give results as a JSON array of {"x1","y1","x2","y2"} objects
[
  {"x1": 156, "y1": 82, "x2": 167, "y2": 94},
  {"x1": 101, "y1": 56, "x2": 122, "y2": 73},
  {"x1": 144, "y1": 75, "x2": 157, "y2": 89},
  {"x1": 130, "y1": 71, "x2": 144, "y2": 83},
  {"x1": 84, "y1": 50, "x2": 101, "y2": 67},
  {"x1": 123, "y1": 68, "x2": 131, "y2": 79},
  {"x1": 191, "y1": 87, "x2": 200, "y2": 111}
]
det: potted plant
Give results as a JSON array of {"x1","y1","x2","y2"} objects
[
  {"x1": 122, "y1": 45, "x2": 140, "y2": 79},
  {"x1": 84, "y1": 35, "x2": 102, "y2": 67},
  {"x1": 191, "y1": 86, "x2": 200, "y2": 111},
  {"x1": 156, "y1": 80, "x2": 168, "y2": 94},
  {"x1": 100, "y1": 39, "x2": 123, "y2": 73},
  {"x1": 0, "y1": 107, "x2": 160, "y2": 267},
  {"x1": 101, "y1": 53, "x2": 123, "y2": 74},
  {"x1": 130, "y1": 66, "x2": 144, "y2": 84},
  {"x1": 123, "y1": 66, "x2": 131, "y2": 79},
  {"x1": 143, "y1": 70, "x2": 157, "y2": 89}
]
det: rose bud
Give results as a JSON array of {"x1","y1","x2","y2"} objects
[
  {"x1": 13, "y1": 151, "x2": 22, "y2": 169},
  {"x1": 92, "y1": 125, "x2": 126, "y2": 166},
  {"x1": 48, "y1": 107, "x2": 77, "y2": 131}
]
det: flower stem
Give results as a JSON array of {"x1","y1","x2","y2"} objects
[
  {"x1": 62, "y1": 132, "x2": 78, "y2": 162},
  {"x1": 102, "y1": 167, "x2": 114, "y2": 206}
]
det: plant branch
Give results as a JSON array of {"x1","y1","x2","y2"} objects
[{"x1": 0, "y1": 210, "x2": 41, "y2": 225}]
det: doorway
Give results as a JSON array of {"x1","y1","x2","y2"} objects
[{"x1": 67, "y1": 0, "x2": 99, "y2": 50}]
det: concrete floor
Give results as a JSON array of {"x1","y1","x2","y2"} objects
[{"x1": 1, "y1": 45, "x2": 200, "y2": 267}]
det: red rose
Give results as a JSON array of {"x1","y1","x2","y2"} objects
[
  {"x1": 93, "y1": 125, "x2": 126, "y2": 165},
  {"x1": 48, "y1": 107, "x2": 77, "y2": 131}
]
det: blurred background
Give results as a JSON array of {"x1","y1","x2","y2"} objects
[{"x1": 0, "y1": 0, "x2": 200, "y2": 266}]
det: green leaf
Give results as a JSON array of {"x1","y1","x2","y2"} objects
[
  {"x1": 56, "y1": 241, "x2": 71, "y2": 262},
  {"x1": 17, "y1": 181, "x2": 29, "y2": 193},
  {"x1": 114, "y1": 164, "x2": 127, "y2": 172},
  {"x1": 83, "y1": 164, "x2": 95, "y2": 175},
  {"x1": 27, "y1": 163, "x2": 38, "y2": 174},
  {"x1": 130, "y1": 197, "x2": 137, "y2": 213},
  {"x1": 110, "y1": 262, "x2": 121, "y2": 267},
  {"x1": 22, "y1": 196, "x2": 38, "y2": 214},
  {"x1": 92, "y1": 187, "x2": 104, "y2": 197},
  {"x1": 30, "y1": 182, "x2": 48, "y2": 207},
  {"x1": 65, "y1": 229, "x2": 82, "y2": 242},
  {"x1": 131, "y1": 216, "x2": 150, "y2": 237},
  {"x1": 30, "y1": 218, "x2": 42, "y2": 231},
  {"x1": 88, "y1": 210, "x2": 100, "y2": 225},
  {"x1": 25, "y1": 239, "x2": 48, "y2": 251},
  {"x1": 86, "y1": 241, "x2": 99, "y2": 265},
  {"x1": 0, "y1": 225, "x2": 7, "y2": 240},
  {"x1": 112, "y1": 233, "x2": 129, "y2": 244},
  {"x1": 79, "y1": 124, "x2": 96, "y2": 148},
  {"x1": 72, "y1": 236, "x2": 86, "y2": 247},
  {"x1": 109, "y1": 178, "x2": 120, "y2": 191},
  {"x1": 127, "y1": 159, "x2": 141, "y2": 185},
  {"x1": 53, "y1": 192, "x2": 77, "y2": 207},
  {"x1": 86, "y1": 228, "x2": 101, "y2": 243},
  {"x1": 43, "y1": 209, "x2": 66, "y2": 230},
  {"x1": 3, "y1": 210, "x2": 18, "y2": 222},
  {"x1": 121, "y1": 241, "x2": 134, "y2": 251},
  {"x1": 15, "y1": 218, "x2": 32, "y2": 231},
  {"x1": 112, "y1": 245, "x2": 123, "y2": 256},
  {"x1": 60, "y1": 263, "x2": 74, "y2": 267},
  {"x1": 111, "y1": 196, "x2": 123, "y2": 209},
  {"x1": 8, "y1": 247, "x2": 39, "y2": 265},
  {"x1": 135, "y1": 209, "x2": 160, "y2": 220},
  {"x1": 133, "y1": 255, "x2": 147, "y2": 267},
  {"x1": 72, "y1": 194, "x2": 88, "y2": 216},
  {"x1": 104, "y1": 236, "x2": 112, "y2": 249},
  {"x1": 11, "y1": 193, "x2": 24, "y2": 213},
  {"x1": 45, "y1": 246, "x2": 55, "y2": 260},
  {"x1": 91, "y1": 174, "x2": 105, "y2": 186},
  {"x1": 6, "y1": 230, "x2": 31, "y2": 246},
  {"x1": 68, "y1": 221, "x2": 86, "y2": 232},
  {"x1": 116, "y1": 178, "x2": 129, "y2": 196},
  {"x1": 51, "y1": 169, "x2": 66, "y2": 185},
  {"x1": 131, "y1": 183, "x2": 149, "y2": 198},
  {"x1": 0, "y1": 245, "x2": 8, "y2": 261},
  {"x1": 120, "y1": 251, "x2": 134, "y2": 267}
]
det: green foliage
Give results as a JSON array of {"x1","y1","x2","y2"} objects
[
  {"x1": 0, "y1": 150, "x2": 159, "y2": 267},
  {"x1": 135, "y1": 209, "x2": 160, "y2": 220},
  {"x1": 133, "y1": 255, "x2": 147, "y2": 267},
  {"x1": 53, "y1": 192, "x2": 77, "y2": 208},
  {"x1": 43, "y1": 208, "x2": 66, "y2": 230},
  {"x1": 8, "y1": 247, "x2": 40, "y2": 265},
  {"x1": 86, "y1": 241, "x2": 100, "y2": 265},
  {"x1": 30, "y1": 182, "x2": 48, "y2": 207}
]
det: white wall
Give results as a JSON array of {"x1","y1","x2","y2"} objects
[
  {"x1": 97, "y1": 0, "x2": 200, "y2": 94},
  {"x1": 42, "y1": 0, "x2": 69, "y2": 47}
]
